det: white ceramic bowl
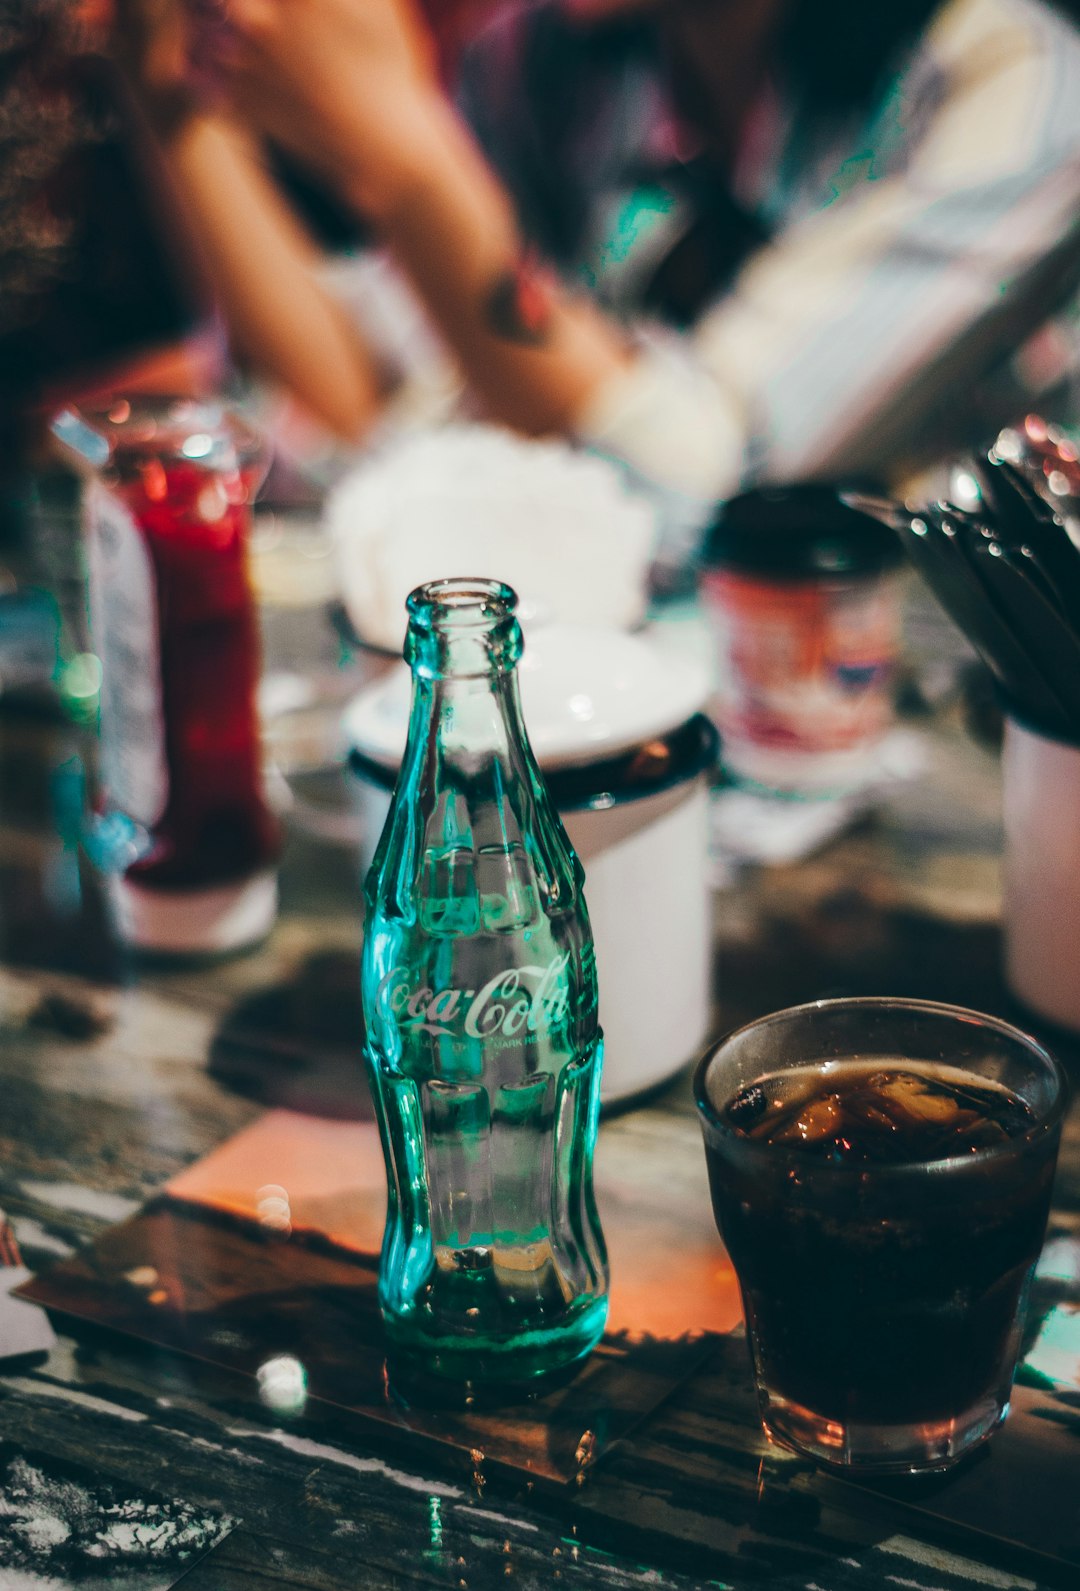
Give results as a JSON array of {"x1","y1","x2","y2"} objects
[
  {"x1": 342, "y1": 622, "x2": 711, "y2": 768},
  {"x1": 325, "y1": 425, "x2": 657, "y2": 654}
]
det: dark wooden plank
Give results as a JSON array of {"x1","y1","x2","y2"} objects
[
  {"x1": 0, "y1": 1343, "x2": 709, "y2": 1591},
  {"x1": 573, "y1": 1333, "x2": 1080, "y2": 1590},
  {"x1": 0, "y1": 1435, "x2": 230, "y2": 1590},
  {"x1": 17, "y1": 1198, "x2": 711, "y2": 1489},
  {"x1": 0, "y1": 615, "x2": 1077, "y2": 1591},
  {"x1": 171, "y1": 1515, "x2": 717, "y2": 1591}
]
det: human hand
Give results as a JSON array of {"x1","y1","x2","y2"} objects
[{"x1": 111, "y1": 0, "x2": 238, "y2": 135}]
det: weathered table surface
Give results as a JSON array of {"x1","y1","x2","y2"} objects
[{"x1": 1, "y1": 569, "x2": 1078, "y2": 1591}]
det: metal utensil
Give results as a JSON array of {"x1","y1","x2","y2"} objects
[
  {"x1": 838, "y1": 492, "x2": 911, "y2": 532},
  {"x1": 994, "y1": 417, "x2": 1080, "y2": 542},
  {"x1": 947, "y1": 502, "x2": 1068, "y2": 615},
  {"x1": 959, "y1": 528, "x2": 1080, "y2": 727},
  {"x1": 891, "y1": 506, "x2": 1074, "y2": 729},
  {"x1": 973, "y1": 457, "x2": 1080, "y2": 620}
]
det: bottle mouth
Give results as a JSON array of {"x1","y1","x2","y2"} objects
[
  {"x1": 404, "y1": 578, "x2": 522, "y2": 677},
  {"x1": 406, "y1": 578, "x2": 518, "y2": 630}
]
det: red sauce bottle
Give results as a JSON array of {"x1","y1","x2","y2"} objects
[{"x1": 80, "y1": 397, "x2": 280, "y2": 954}]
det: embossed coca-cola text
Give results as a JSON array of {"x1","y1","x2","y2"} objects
[{"x1": 376, "y1": 954, "x2": 572, "y2": 1039}]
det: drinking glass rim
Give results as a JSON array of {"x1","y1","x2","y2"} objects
[{"x1": 693, "y1": 994, "x2": 1069, "y2": 1172}]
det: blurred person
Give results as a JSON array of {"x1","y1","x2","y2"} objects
[
  {"x1": 0, "y1": 0, "x2": 399, "y2": 463},
  {"x1": 418, "y1": 0, "x2": 499, "y2": 79},
  {"x1": 0, "y1": 0, "x2": 217, "y2": 460},
  {"x1": 115, "y1": 0, "x2": 1080, "y2": 559},
  {"x1": 105, "y1": 0, "x2": 397, "y2": 443}
]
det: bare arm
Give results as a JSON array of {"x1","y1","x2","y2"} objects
[
  {"x1": 111, "y1": 0, "x2": 390, "y2": 439},
  {"x1": 162, "y1": 115, "x2": 388, "y2": 439},
  {"x1": 352, "y1": 97, "x2": 631, "y2": 438},
  {"x1": 227, "y1": 0, "x2": 632, "y2": 438},
  {"x1": 226, "y1": 0, "x2": 1080, "y2": 512}
]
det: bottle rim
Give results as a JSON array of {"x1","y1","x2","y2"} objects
[{"x1": 406, "y1": 577, "x2": 518, "y2": 629}]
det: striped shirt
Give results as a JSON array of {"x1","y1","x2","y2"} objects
[{"x1": 461, "y1": 0, "x2": 1080, "y2": 560}]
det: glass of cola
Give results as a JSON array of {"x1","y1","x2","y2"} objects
[{"x1": 694, "y1": 997, "x2": 1067, "y2": 1473}]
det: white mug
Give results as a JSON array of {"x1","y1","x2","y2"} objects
[{"x1": 1002, "y1": 714, "x2": 1080, "y2": 1032}]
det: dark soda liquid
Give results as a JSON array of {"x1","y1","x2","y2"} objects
[
  {"x1": 705, "y1": 1060, "x2": 1056, "y2": 1427},
  {"x1": 112, "y1": 456, "x2": 279, "y2": 891}
]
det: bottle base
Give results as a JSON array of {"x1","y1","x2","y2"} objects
[
  {"x1": 108, "y1": 870, "x2": 278, "y2": 955},
  {"x1": 384, "y1": 1296, "x2": 609, "y2": 1407},
  {"x1": 759, "y1": 1386, "x2": 1009, "y2": 1475}
]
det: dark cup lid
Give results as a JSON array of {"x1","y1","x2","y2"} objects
[
  {"x1": 703, "y1": 484, "x2": 904, "y2": 580},
  {"x1": 349, "y1": 713, "x2": 719, "y2": 813}
]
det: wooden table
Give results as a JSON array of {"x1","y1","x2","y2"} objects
[{"x1": 0, "y1": 572, "x2": 1077, "y2": 1591}]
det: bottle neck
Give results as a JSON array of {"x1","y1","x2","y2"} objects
[
  {"x1": 373, "y1": 579, "x2": 578, "y2": 921},
  {"x1": 401, "y1": 578, "x2": 532, "y2": 779}
]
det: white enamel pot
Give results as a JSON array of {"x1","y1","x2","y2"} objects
[
  {"x1": 341, "y1": 623, "x2": 717, "y2": 1106},
  {"x1": 347, "y1": 716, "x2": 717, "y2": 1107}
]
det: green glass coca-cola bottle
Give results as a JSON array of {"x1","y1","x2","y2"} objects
[{"x1": 361, "y1": 579, "x2": 608, "y2": 1394}]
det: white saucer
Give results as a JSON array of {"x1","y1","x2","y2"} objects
[{"x1": 341, "y1": 623, "x2": 711, "y2": 771}]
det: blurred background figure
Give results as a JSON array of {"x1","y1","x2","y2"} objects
[
  {"x1": 9, "y1": 0, "x2": 1080, "y2": 568},
  {"x1": 0, "y1": 0, "x2": 221, "y2": 732},
  {"x1": 0, "y1": 0, "x2": 216, "y2": 457},
  {"x1": 138, "y1": 0, "x2": 1080, "y2": 561}
]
